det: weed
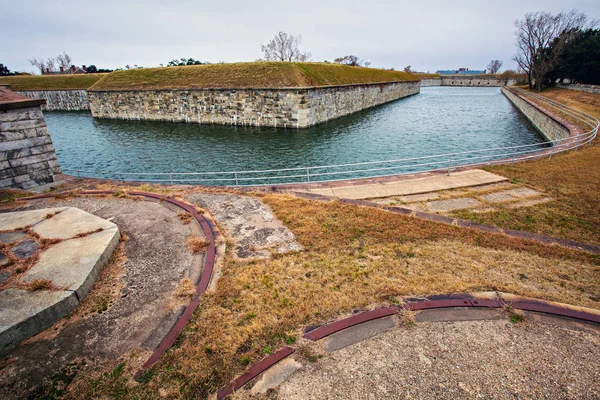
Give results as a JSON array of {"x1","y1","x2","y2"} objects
[
  {"x1": 240, "y1": 355, "x2": 250, "y2": 366},
  {"x1": 284, "y1": 335, "x2": 296, "y2": 345},
  {"x1": 28, "y1": 279, "x2": 52, "y2": 291},
  {"x1": 263, "y1": 346, "x2": 273, "y2": 355},
  {"x1": 177, "y1": 212, "x2": 192, "y2": 225},
  {"x1": 187, "y1": 235, "x2": 209, "y2": 253}
]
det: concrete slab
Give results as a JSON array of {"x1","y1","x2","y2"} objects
[
  {"x1": 0, "y1": 207, "x2": 67, "y2": 231},
  {"x1": 22, "y1": 227, "x2": 120, "y2": 300},
  {"x1": 507, "y1": 198, "x2": 553, "y2": 209},
  {"x1": 322, "y1": 316, "x2": 396, "y2": 353},
  {"x1": 251, "y1": 358, "x2": 303, "y2": 394},
  {"x1": 481, "y1": 187, "x2": 542, "y2": 203},
  {"x1": 399, "y1": 192, "x2": 440, "y2": 203},
  {"x1": 426, "y1": 198, "x2": 481, "y2": 212},
  {"x1": 331, "y1": 185, "x2": 380, "y2": 200},
  {"x1": 0, "y1": 288, "x2": 78, "y2": 354},
  {"x1": 32, "y1": 207, "x2": 118, "y2": 240},
  {"x1": 416, "y1": 307, "x2": 505, "y2": 323}
]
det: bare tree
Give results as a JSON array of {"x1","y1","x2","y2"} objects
[
  {"x1": 334, "y1": 55, "x2": 362, "y2": 66},
  {"x1": 55, "y1": 52, "x2": 72, "y2": 72},
  {"x1": 29, "y1": 52, "x2": 73, "y2": 74},
  {"x1": 261, "y1": 32, "x2": 311, "y2": 62},
  {"x1": 513, "y1": 10, "x2": 593, "y2": 90},
  {"x1": 486, "y1": 60, "x2": 503, "y2": 74}
]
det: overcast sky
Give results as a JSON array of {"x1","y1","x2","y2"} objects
[{"x1": 2, "y1": 0, "x2": 599, "y2": 74}]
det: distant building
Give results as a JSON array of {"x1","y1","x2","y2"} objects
[{"x1": 436, "y1": 68, "x2": 487, "y2": 75}]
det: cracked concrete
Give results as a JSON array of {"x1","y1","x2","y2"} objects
[{"x1": 187, "y1": 192, "x2": 301, "y2": 259}]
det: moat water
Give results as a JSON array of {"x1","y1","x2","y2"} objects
[{"x1": 45, "y1": 87, "x2": 546, "y2": 185}]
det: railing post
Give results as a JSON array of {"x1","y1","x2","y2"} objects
[
  {"x1": 511, "y1": 155, "x2": 515, "y2": 167},
  {"x1": 169, "y1": 173, "x2": 173, "y2": 184},
  {"x1": 234, "y1": 172, "x2": 239, "y2": 186},
  {"x1": 306, "y1": 168, "x2": 310, "y2": 191}
]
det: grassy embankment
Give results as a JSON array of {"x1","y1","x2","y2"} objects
[
  {"x1": 452, "y1": 88, "x2": 600, "y2": 245},
  {"x1": 51, "y1": 182, "x2": 600, "y2": 399},
  {"x1": 0, "y1": 74, "x2": 105, "y2": 90},
  {"x1": 413, "y1": 72, "x2": 441, "y2": 79},
  {"x1": 88, "y1": 62, "x2": 419, "y2": 90}
]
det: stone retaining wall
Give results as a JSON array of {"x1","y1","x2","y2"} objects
[
  {"x1": 88, "y1": 81, "x2": 420, "y2": 128},
  {"x1": 15, "y1": 90, "x2": 89, "y2": 111},
  {"x1": 420, "y1": 79, "x2": 442, "y2": 87},
  {"x1": 556, "y1": 83, "x2": 600, "y2": 94},
  {"x1": 0, "y1": 103, "x2": 62, "y2": 189},
  {"x1": 501, "y1": 87, "x2": 570, "y2": 142},
  {"x1": 440, "y1": 76, "x2": 502, "y2": 87}
]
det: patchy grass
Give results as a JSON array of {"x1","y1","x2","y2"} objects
[
  {"x1": 60, "y1": 191, "x2": 599, "y2": 399},
  {"x1": 0, "y1": 74, "x2": 105, "y2": 90},
  {"x1": 452, "y1": 88, "x2": 600, "y2": 245},
  {"x1": 89, "y1": 62, "x2": 418, "y2": 90}
]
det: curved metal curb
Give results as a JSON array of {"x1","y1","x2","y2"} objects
[
  {"x1": 302, "y1": 292, "x2": 600, "y2": 342},
  {"x1": 217, "y1": 292, "x2": 600, "y2": 399},
  {"x1": 17, "y1": 190, "x2": 220, "y2": 380},
  {"x1": 216, "y1": 347, "x2": 295, "y2": 400}
]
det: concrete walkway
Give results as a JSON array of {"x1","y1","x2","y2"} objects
[{"x1": 301, "y1": 169, "x2": 508, "y2": 200}]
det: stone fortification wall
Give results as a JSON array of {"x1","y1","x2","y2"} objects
[
  {"x1": 440, "y1": 75, "x2": 502, "y2": 87},
  {"x1": 419, "y1": 79, "x2": 442, "y2": 87},
  {"x1": 501, "y1": 87, "x2": 570, "y2": 142},
  {"x1": 0, "y1": 102, "x2": 62, "y2": 189},
  {"x1": 15, "y1": 90, "x2": 89, "y2": 111},
  {"x1": 88, "y1": 81, "x2": 420, "y2": 128},
  {"x1": 556, "y1": 83, "x2": 600, "y2": 94}
]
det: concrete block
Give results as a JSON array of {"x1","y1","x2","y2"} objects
[
  {"x1": 0, "y1": 288, "x2": 79, "y2": 355},
  {"x1": 251, "y1": 358, "x2": 303, "y2": 394},
  {"x1": 322, "y1": 316, "x2": 396, "y2": 353},
  {"x1": 33, "y1": 207, "x2": 118, "y2": 240},
  {"x1": 23, "y1": 227, "x2": 120, "y2": 300},
  {"x1": 0, "y1": 208, "x2": 67, "y2": 231}
]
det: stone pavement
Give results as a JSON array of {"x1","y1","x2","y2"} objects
[
  {"x1": 0, "y1": 207, "x2": 119, "y2": 354},
  {"x1": 187, "y1": 192, "x2": 301, "y2": 259},
  {"x1": 300, "y1": 169, "x2": 508, "y2": 200}
]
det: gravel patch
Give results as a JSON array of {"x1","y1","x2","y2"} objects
[{"x1": 277, "y1": 319, "x2": 600, "y2": 399}]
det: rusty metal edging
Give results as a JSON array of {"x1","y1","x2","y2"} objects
[{"x1": 216, "y1": 347, "x2": 295, "y2": 400}]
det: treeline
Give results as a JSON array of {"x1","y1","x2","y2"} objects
[{"x1": 514, "y1": 10, "x2": 599, "y2": 90}]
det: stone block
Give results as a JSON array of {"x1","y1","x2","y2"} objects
[
  {"x1": 23, "y1": 227, "x2": 120, "y2": 300},
  {"x1": 251, "y1": 358, "x2": 303, "y2": 394},
  {"x1": 0, "y1": 208, "x2": 68, "y2": 231},
  {"x1": 0, "y1": 288, "x2": 79, "y2": 355},
  {"x1": 32, "y1": 207, "x2": 119, "y2": 240},
  {"x1": 323, "y1": 316, "x2": 396, "y2": 353}
]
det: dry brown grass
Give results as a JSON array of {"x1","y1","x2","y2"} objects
[
  {"x1": 177, "y1": 212, "x2": 192, "y2": 225},
  {"x1": 63, "y1": 192, "x2": 599, "y2": 399},
  {"x1": 451, "y1": 88, "x2": 600, "y2": 245},
  {"x1": 27, "y1": 279, "x2": 53, "y2": 291},
  {"x1": 174, "y1": 278, "x2": 196, "y2": 298},
  {"x1": 187, "y1": 235, "x2": 209, "y2": 253}
]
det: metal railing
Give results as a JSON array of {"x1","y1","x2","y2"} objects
[{"x1": 63, "y1": 88, "x2": 599, "y2": 187}]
